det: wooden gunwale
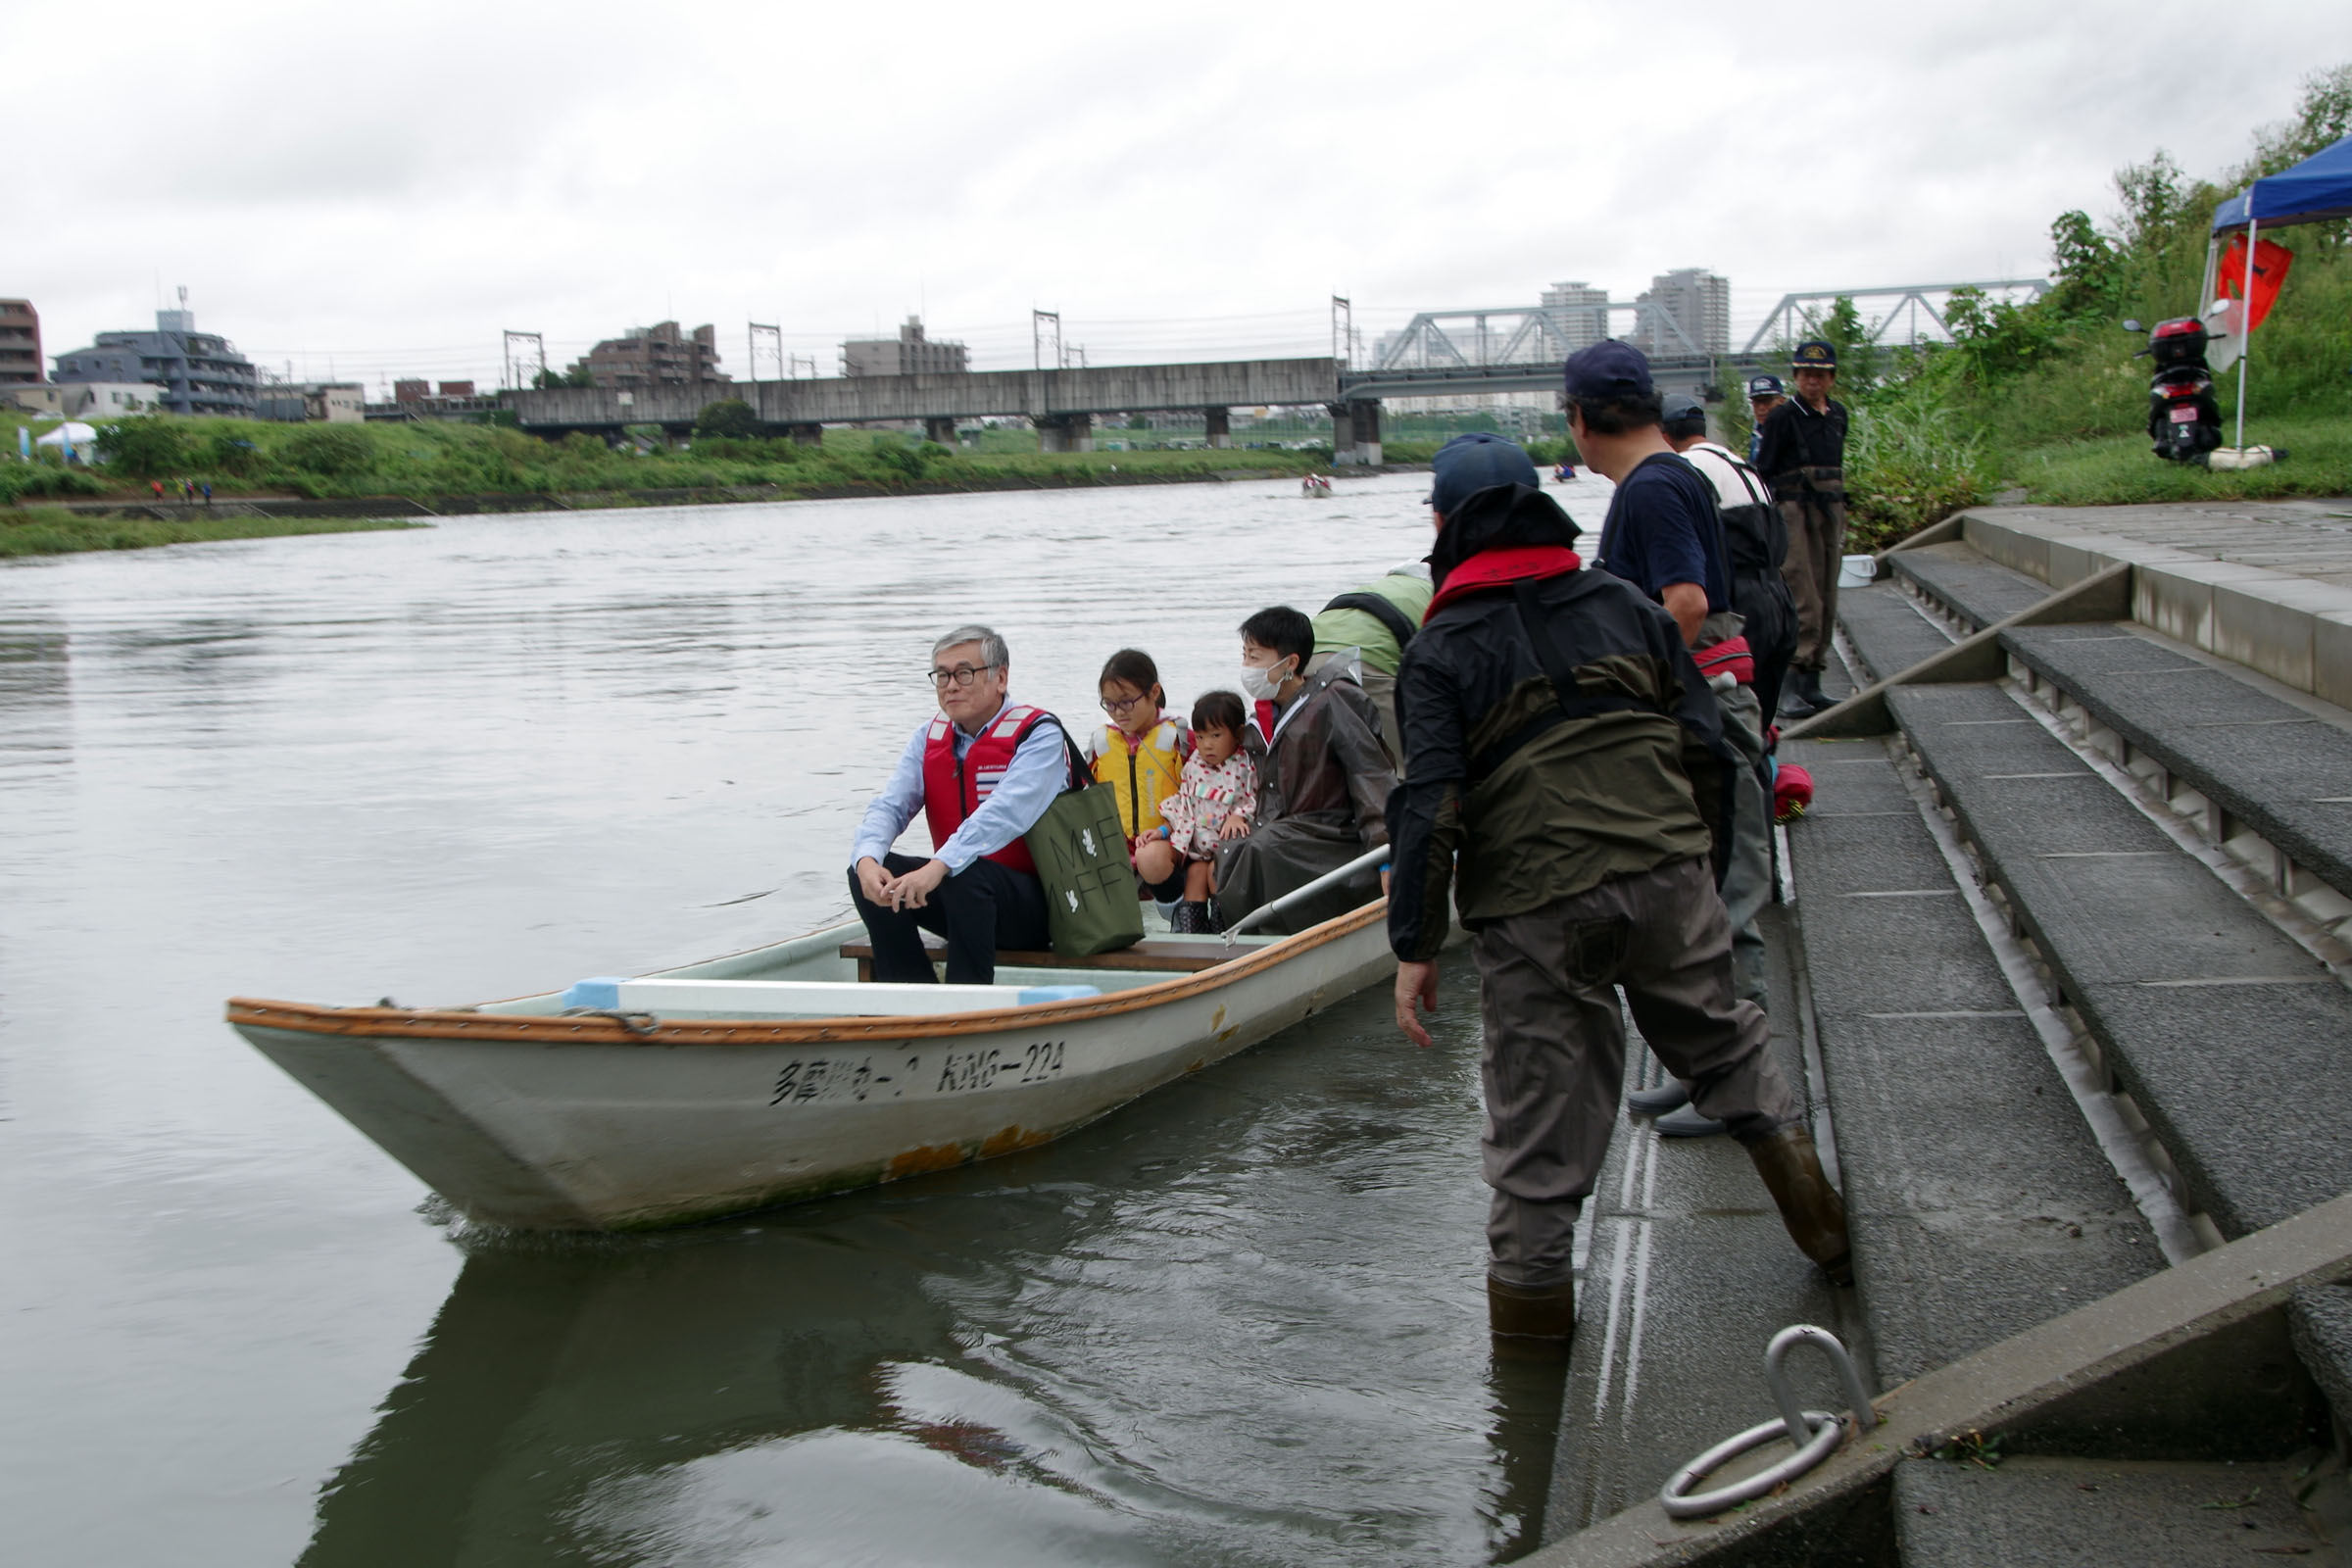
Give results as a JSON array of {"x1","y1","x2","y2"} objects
[{"x1": 224, "y1": 901, "x2": 1388, "y2": 1047}]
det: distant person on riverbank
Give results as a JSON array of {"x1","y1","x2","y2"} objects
[
  {"x1": 1211, "y1": 605, "x2": 1394, "y2": 935},
  {"x1": 848, "y1": 624, "x2": 1072, "y2": 985},
  {"x1": 1085, "y1": 648, "x2": 1193, "y2": 911},
  {"x1": 1309, "y1": 562, "x2": 1431, "y2": 767},
  {"x1": 201, "y1": 482, "x2": 212, "y2": 507},
  {"x1": 1753, "y1": 342, "x2": 1849, "y2": 719},
  {"x1": 1386, "y1": 418, "x2": 1849, "y2": 1342},
  {"x1": 1745, "y1": 375, "x2": 1787, "y2": 466},
  {"x1": 1156, "y1": 689, "x2": 1258, "y2": 932}
]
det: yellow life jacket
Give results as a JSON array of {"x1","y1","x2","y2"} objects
[{"x1": 1091, "y1": 718, "x2": 1186, "y2": 842}]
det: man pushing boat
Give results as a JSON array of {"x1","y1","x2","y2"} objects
[
  {"x1": 850, "y1": 624, "x2": 1072, "y2": 985},
  {"x1": 1385, "y1": 428, "x2": 1850, "y2": 1345}
]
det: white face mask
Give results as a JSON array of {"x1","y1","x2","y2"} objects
[{"x1": 1239, "y1": 658, "x2": 1292, "y2": 701}]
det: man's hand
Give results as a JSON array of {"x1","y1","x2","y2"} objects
[
  {"x1": 890, "y1": 858, "x2": 950, "y2": 910},
  {"x1": 855, "y1": 857, "x2": 894, "y2": 907},
  {"x1": 1395, "y1": 959, "x2": 1439, "y2": 1049}
]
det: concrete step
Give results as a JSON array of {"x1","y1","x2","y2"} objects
[
  {"x1": 1836, "y1": 582, "x2": 1956, "y2": 684},
  {"x1": 1780, "y1": 731, "x2": 2167, "y2": 1391},
  {"x1": 1888, "y1": 538, "x2": 2053, "y2": 629},
  {"x1": 1892, "y1": 1455, "x2": 2340, "y2": 1566}
]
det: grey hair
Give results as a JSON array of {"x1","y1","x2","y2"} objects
[{"x1": 931, "y1": 623, "x2": 1008, "y2": 670}]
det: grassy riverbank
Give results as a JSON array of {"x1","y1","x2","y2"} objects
[{"x1": 0, "y1": 505, "x2": 422, "y2": 560}]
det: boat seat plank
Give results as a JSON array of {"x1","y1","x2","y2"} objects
[
  {"x1": 562, "y1": 976, "x2": 1102, "y2": 1018},
  {"x1": 837, "y1": 936, "x2": 1230, "y2": 983}
]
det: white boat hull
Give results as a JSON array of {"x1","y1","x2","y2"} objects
[{"x1": 229, "y1": 905, "x2": 1397, "y2": 1230}]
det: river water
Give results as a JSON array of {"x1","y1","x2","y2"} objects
[{"x1": 0, "y1": 468, "x2": 1616, "y2": 1567}]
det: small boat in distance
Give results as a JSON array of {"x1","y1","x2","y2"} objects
[
  {"x1": 228, "y1": 895, "x2": 1397, "y2": 1232},
  {"x1": 1301, "y1": 473, "x2": 1334, "y2": 498}
]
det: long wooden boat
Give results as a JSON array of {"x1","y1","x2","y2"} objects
[{"x1": 226, "y1": 901, "x2": 1396, "y2": 1232}]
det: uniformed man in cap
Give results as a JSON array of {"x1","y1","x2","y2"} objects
[
  {"x1": 1752, "y1": 341, "x2": 1849, "y2": 719},
  {"x1": 1744, "y1": 374, "x2": 1787, "y2": 466}
]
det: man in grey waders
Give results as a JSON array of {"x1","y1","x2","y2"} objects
[
  {"x1": 1753, "y1": 340, "x2": 1850, "y2": 719},
  {"x1": 1386, "y1": 423, "x2": 1850, "y2": 1344}
]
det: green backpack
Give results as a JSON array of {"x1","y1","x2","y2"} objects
[{"x1": 1025, "y1": 727, "x2": 1146, "y2": 956}]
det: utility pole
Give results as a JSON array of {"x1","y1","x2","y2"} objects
[
  {"x1": 748, "y1": 322, "x2": 783, "y2": 382},
  {"x1": 503, "y1": 330, "x2": 546, "y2": 391},
  {"x1": 1331, "y1": 295, "x2": 1351, "y2": 368},
  {"x1": 1032, "y1": 310, "x2": 1061, "y2": 370},
  {"x1": 789, "y1": 353, "x2": 818, "y2": 379}
]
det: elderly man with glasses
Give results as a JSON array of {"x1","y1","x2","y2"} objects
[{"x1": 848, "y1": 624, "x2": 1072, "y2": 984}]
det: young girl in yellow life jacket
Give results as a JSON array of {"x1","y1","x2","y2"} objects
[{"x1": 1084, "y1": 648, "x2": 1193, "y2": 906}]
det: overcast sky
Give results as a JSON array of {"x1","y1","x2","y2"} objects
[{"x1": 12, "y1": 0, "x2": 2348, "y2": 390}]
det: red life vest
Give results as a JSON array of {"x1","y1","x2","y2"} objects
[{"x1": 920, "y1": 703, "x2": 1058, "y2": 876}]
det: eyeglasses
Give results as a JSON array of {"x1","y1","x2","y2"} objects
[
  {"x1": 927, "y1": 662, "x2": 998, "y2": 690},
  {"x1": 1101, "y1": 693, "x2": 1150, "y2": 715}
]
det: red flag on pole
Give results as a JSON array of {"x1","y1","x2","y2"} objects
[{"x1": 2216, "y1": 234, "x2": 2295, "y2": 333}]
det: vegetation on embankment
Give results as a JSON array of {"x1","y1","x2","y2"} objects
[
  {"x1": 0, "y1": 409, "x2": 1340, "y2": 518},
  {"x1": 1793, "y1": 64, "x2": 2352, "y2": 551},
  {"x1": 0, "y1": 505, "x2": 421, "y2": 560}
]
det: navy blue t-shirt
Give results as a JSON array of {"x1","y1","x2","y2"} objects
[{"x1": 1595, "y1": 452, "x2": 1732, "y2": 612}]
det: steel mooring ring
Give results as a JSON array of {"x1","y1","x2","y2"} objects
[{"x1": 1658, "y1": 1325, "x2": 1875, "y2": 1520}]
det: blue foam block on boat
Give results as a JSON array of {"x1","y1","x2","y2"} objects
[
  {"x1": 1017, "y1": 984, "x2": 1102, "y2": 1004},
  {"x1": 562, "y1": 977, "x2": 629, "y2": 1010}
]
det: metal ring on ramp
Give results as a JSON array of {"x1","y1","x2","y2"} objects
[{"x1": 1659, "y1": 1325, "x2": 1874, "y2": 1520}]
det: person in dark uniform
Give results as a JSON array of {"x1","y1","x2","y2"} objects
[
  {"x1": 1744, "y1": 374, "x2": 1787, "y2": 466},
  {"x1": 1752, "y1": 341, "x2": 1849, "y2": 719}
]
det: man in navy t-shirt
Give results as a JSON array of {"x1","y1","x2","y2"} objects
[{"x1": 1569, "y1": 342, "x2": 1731, "y2": 644}]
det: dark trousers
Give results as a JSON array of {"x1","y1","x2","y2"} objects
[{"x1": 847, "y1": 851, "x2": 1051, "y2": 985}]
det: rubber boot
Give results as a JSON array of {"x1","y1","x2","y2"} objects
[
  {"x1": 1626, "y1": 1080, "x2": 1690, "y2": 1116},
  {"x1": 1777, "y1": 668, "x2": 1822, "y2": 721},
  {"x1": 1745, "y1": 1124, "x2": 1853, "y2": 1285},
  {"x1": 1169, "y1": 900, "x2": 1210, "y2": 934},
  {"x1": 1655, "y1": 1103, "x2": 1728, "y2": 1139},
  {"x1": 1488, "y1": 1275, "x2": 1575, "y2": 1343}
]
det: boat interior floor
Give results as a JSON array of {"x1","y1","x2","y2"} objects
[{"x1": 838, "y1": 935, "x2": 1237, "y2": 983}]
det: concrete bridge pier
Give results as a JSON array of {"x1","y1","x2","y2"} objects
[
  {"x1": 1330, "y1": 400, "x2": 1383, "y2": 466},
  {"x1": 1204, "y1": 407, "x2": 1232, "y2": 449},
  {"x1": 782, "y1": 423, "x2": 824, "y2": 446},
  {"x1": 1035, "y1": 413, "x2": 1095, "y2": 454},
  {"x1": 922, "y1": 416, "x2": 957, "y2": 447}
]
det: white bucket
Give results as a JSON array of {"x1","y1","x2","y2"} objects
[{"x1": 1838, "y1": 554, "x2": 1876, "y2": 588}]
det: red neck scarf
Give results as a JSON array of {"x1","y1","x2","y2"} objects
[{"x1": 1424, "y1": 546, "x2": 1582, "y2": 620}]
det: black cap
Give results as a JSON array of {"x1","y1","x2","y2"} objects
[
  {"x1": 1427, "y1": 431, "x2": 1540, "y2": 516},
  {"x1": 1562, "y1": 340, "x2": 1654, "y2": 401},
  {"x1": 1660, "y1": 393, "x2": 1707, "y2": 439},
  {"x1": 1746, "y1": 373, "x2": 1786, "y2": 400},
  {"x1": 1790, "y1": 340, "x2": 1838, "y2": 371}
]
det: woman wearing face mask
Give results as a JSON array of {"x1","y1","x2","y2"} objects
[{"x1": 1210, "y1": 605, "x2": 1396, "y2": 936}]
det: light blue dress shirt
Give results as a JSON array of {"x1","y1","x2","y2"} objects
[{"x1": 850, "y1": 701, "x2": 1070, "y2": 875}]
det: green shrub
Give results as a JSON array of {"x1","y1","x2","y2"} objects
[
  {"x1": 0, "y1": 465, "x2": 107, "y2": 502},
  {"x1": 694, "y1": 399, "x2": 760, "y2": 439},
  {"x1": 95, "y1": 416, "x2": 189, "y2": 477}
]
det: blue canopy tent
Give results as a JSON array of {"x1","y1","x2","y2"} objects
[{"x1": 2205, "y1": 132, "x2": 2352, "y2": 450}]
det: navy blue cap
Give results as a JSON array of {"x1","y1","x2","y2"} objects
[
  {"x1": 1660, "y1": 393, "x2": 1707, "y2": 438},
  {"x1": 1790, "y1": 339, "x2": 1838, "y2": 371},
  {"x1": 1562, "y1": 340, "x2": 1654, "y2": 401},
  {"x1": 1746, "y1": 373, "x2": 1785, "y2": 399},
  {"x1": 1427, "y1": 431, "x2": 1540, "y2": 516}
]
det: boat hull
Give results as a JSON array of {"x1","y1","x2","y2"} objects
[{"x1": 230, "y1": 905, "x2": 1397, "y2": 1230}]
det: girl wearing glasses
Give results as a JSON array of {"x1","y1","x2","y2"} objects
[{"x1": 1083, "y1": 649, "x2": 1194, "y2": 907}]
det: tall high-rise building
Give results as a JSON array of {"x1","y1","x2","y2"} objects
[
  {"x1": 1633, "y1": 269, "x2": 1731, "y2": 356},
  {"x1": 0, "y1": 300, "x2": 40, "y2": 385},
  {"x1": 1540, "y1": 281, "x2": 1610, "y2": 352},
  {"x1": 52, "y1": 306, "x2": 258, "y2": 416}
]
